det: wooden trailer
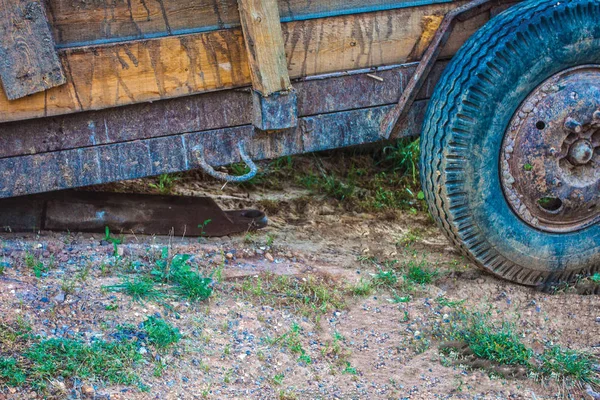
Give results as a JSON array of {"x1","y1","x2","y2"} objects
[{"x1": 0, "y1": 0, "x2": 598, "y2": 286}]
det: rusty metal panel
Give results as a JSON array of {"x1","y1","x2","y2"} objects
[
  {"x1": 0, "y1": 100, "x2": 427, "y2": 198},
  {"x1": 0, "y1": 62, "x2": 446, "y2": 159}
]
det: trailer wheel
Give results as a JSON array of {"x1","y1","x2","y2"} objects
[{"x1": 421, "y1": 0, "x2": 600, "y2": 285}]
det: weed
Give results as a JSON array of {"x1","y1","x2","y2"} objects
[
  {"x1": 104, "y1": 277, "x2": 165, "y2": 303},
  {"x1": 437, "y1": 296, "x2": 466, "y2": 308},
  {"x1": 372, "y1": 269, "x2": 398, "y2": 287},
  {"x1": 198, "y1": 219, "x2": 212, "y2": 237},
  {"x1": 590, "y1": 273, "x2": 600, "y2": 283},
  {"x1": 149, "y1": 173, "x2": 180, "y2": 195},
  {"x1": 104, "y1": 227, "x2": 123, "y2": 257},
  {"x1": 405, "y1": 261, "x2": 438, "y2": 285},
  {"x1": 24, "y1": 253, "x2": 46, "y2": 278},
  {"x1": 342, "y1": 362, "x2": 358, "y2": 375},
  {"x1": 105, "y1": 303, "x2": 119, "y2": 311},
  {"x1": 271, "y1": 373, "x2": 284, "y2": 385},
  {"x1": 379, "y1": 138, "x2": 420, "y2": 184},
  {"x1": 349, "y1": 279, "x2": 373, "y2": 297},
  {"x1": 390, "y1": 294, "x2": 411, "y2": 304},
  {"x1": 152, "y1": 249, "x2": 213, "y2": 302},
  {"x1": 397, "y1": 228, "x2": 423, "y2": 247},
  {"x1": 266, "y1": 233, "x2": 276, "y2": 247},
  {"x1": 143, "y1": 316, "x2": 181, "y2": 350}
]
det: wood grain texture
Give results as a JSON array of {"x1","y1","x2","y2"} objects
[
  {"x1": 238, "y1": 0, "x2": 291, "y2": 95},
  {"x1": 0, "y1": 0, "x2": 65, "y2": 100},
  {"x1": 0, "y1": 2, "x2": 486, "y2": 123},
  {"x1": 46, "y1": 0, "x2": 453, "y2": 47}
]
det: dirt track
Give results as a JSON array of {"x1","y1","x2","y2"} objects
[{"x1": 0, "y1": 162, "x2": 598, "y2": 400}]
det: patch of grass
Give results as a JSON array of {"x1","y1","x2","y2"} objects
[
  {"x1": 104, "y1": 276, "x2": 165, "y2": 303},
  {"x1": 24, "y1": 337, "x2": 142, "y2": 389},
  {"x1": 0, "y1": 358, "x2": 26, "y2": 386},
  {"x1": 142, "y1": 316, "x2": 181, "y2": 350},
  {"x1": 439, "y1": 307, "x2": 599, "y2": 389},
  {"x1": 405, "y1": 261, "x2": 438, "y2": 285},
  {"x1": 538, "y1": 346, "x2": 599, "y2": 386},
  {"x1": 149, "y1": 173, "x2": 180, "y2": 195},
  {"x1": 240, "y1": 273, "x2": 345, "y2": 319}
]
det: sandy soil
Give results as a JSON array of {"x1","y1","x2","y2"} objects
[{"x1": 0, "y1": 171, "x2": 598, "y2": 400}]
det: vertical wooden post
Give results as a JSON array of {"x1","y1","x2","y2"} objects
[
  {"x1": 238, "y1": 0, "x2": 297, "y2": 130},
  {"x1": 0, "y1": 0, "x2": 66, "y2": 100}
]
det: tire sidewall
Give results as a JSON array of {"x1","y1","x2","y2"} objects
[{"x1": 464, "y1": 2, "x2": 600, "y2": 271}]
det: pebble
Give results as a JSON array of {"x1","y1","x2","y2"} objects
[
  {"x1": 596, "y1": 317, "x2": 600, "y2": 323},
  {"x1": 226, "y1": 252, "x2": 234, "y2": 260},
  {"x1": 81, "y1": 384, "x2": 95, "y2": 397},
  {"x1": 139, "y1": 347, "x2": 148, "y2": 355},
  {"x1": 265, "y1": 253, "x2": 274, "y2": 262}
]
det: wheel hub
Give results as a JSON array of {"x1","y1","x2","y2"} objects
[{"x1": 501, "y1": 66, "x2": 600, "y2": 233}]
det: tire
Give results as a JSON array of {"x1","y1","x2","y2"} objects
[{"x1": 420, "y1": 0, "x2": 600, "y2": 286}]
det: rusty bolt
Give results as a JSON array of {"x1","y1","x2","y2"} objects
[{"x1": 564, "y1": 117, "x2": 582, "y2": 133}]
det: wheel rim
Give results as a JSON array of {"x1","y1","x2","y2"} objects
[{"x1": 501, "y1": 65, "x2": 600, "y2": 233}]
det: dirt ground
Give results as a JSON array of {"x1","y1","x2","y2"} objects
[{"x1": 0, "y1": 160, "x2": 598, "y2": 400}]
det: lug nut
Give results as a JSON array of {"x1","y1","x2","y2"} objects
[{"x1": 564, "y1": 117, "x2": 582, "y2": 133}]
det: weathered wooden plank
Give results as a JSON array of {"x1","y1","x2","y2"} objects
[
  {"x1": 0, "y1": 0, "x2": 66, "y2": 100},
  {"x1": 0, "y1": 100, "x2": 428, "y2": 198},
  {"x1": 0, "y1": 61, "x2": 448, "y2": 159},
  {"x1": 238, "y1": 0, "x2": 291, "y2": 95},
  {"x1": 238, "y1": 0, "x2": 297, "y2": 129},
  {"x1": 47, "y1": 0, "x2": 454, "y2": 48},
  {"x1": 0, "y1": 3, "x2": 485, "y2": 123}
]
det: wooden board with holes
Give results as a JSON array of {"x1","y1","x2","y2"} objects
[{"x1": 0, "y1": 1, "x2": 488, "y2": 123}]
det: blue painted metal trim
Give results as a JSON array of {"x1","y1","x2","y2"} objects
[{"x1": 55, "y1": 0, "x2": 453, "y2": 49}]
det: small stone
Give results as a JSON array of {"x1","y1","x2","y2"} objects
[
  {"x1": 595, "y1": 317, "x2": 600, "y2": 323},
  {"x1": 226, "y1": 252, "x2": 234, "y2": 260},
  {"x1": 265, "y1": 253, "x2": 274, "y2": 262},
  {"x1": 53, "y1": 292, "x2": 66, "y2": 303},
  {"x1": 81, "y1": 384, "x2": 95, "y2": 397},
  {"x1": 139, "y1": 347, "x2": 148, "y2": 355}
]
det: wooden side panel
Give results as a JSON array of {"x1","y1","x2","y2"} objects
[
  {"x1": 238, "y1": 0, "x2": 291, "y2": 95},
  {"x1": 0, "y1": 3, "x2": 486, "y2": 123},
  {"x1": 0, "y1": 0, "x2": 65, "y2": 100},
  {"x1": 47, "y1": 0, "x2": 453, "y2": 47}
]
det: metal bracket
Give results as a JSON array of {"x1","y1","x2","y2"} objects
[
  {"x1": 194, "y1": 142, "x2": 259, "y2": 183},
  {"x1": 380, "y1": 0, "x2": 514, "y2": 139}
]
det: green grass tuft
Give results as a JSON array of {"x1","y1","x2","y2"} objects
[
  {"x1": 104, "y1": 277, "x2": 165, "y2": 302},
  {"x1": 25, "y1": 338, "x2": 142, "y2": 388},
  {"x1": 142, "y1": 316, "x2": 181, "y2": 350},
  {"x1": 538, "y1": 345, "x2": 599, "y2": 385}
]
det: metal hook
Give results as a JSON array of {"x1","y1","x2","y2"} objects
[{"x1": 193, "y1": 142, "x2": 258, "y2": 183}]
